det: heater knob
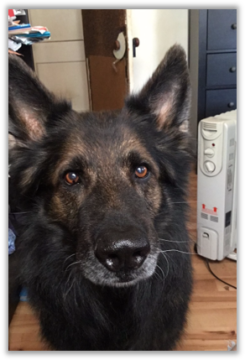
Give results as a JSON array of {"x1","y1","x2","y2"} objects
[
  {"x1": 204, "y1": 148, "x2": 215, "y2": 157},
  {"x1": 205, "y1": 161, "x2": 215, "y2": 173}
]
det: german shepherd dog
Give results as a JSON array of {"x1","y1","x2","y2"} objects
[{"x1": 9, "y1": 45, "x2": 193, "y2": 350}]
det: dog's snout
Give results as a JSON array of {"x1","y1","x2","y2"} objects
[{"x1": 95, "y1": 238, "x2": 150, "y2": 273}]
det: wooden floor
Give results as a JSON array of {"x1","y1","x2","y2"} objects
[{"x1": 8, "y1": 171, "x2": 237, "y2": 351}]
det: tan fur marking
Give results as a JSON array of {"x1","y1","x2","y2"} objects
[
  {"x1": 154, "y1": 95, "x2": 174, "y2": 130},
  {"x1": 50, "y1": 194, "x2": 67, "y2": 222},
  {"x1": 147, "y1": 182, "x2": 162, "y2": 215},
  {"x1": 20, "y1": 166, "x2": 36, "y2": 188},
  {"x1": 17, "y1": 106, "x2": 46, "y2": 141}
]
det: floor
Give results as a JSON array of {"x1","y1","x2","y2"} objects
[{"x1": 8, "y1": 171, "x2": 237, "y2": 351}]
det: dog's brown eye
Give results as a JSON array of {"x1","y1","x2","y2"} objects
[
  {"x1": 65, "y1": 172, "x2": 79, "y2": 185},
  {"x1": 135, "y1": 166, "x2": 148, "y2": 178}
]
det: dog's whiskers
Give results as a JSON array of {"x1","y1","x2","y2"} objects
[
  {"x1": 159, "y1": 252, "x2": 170, "y2": 278},
  {"x1": 158, "y1": 238, "x2": 197, "y2": 248},
  {"x1": 62, "y1": 253, "x2": 76, "y2": 269},
  {"x1": 158, "y1": 249, "x2": 197, "y2": 255},
  {"x1": 155, "y1": 264, "x2": 166, "y2": 284},
  {"x1": 158, "y1": 238, "x2": 192, "y2": 244},
  {"x1": 63, "y1": 263, "x2": 81, "y2": 300},
  {"x1": 64, "y1": 271, "x2": 76, "y2": 299},
  {"x1": 65, "y1": 260, "x2": 82, "y2": 272},
  {"x1": 157, "y1": 237, "x2": 204, "y2": 251}
]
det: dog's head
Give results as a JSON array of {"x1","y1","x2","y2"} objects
[{"x1": 9, "y1": 45, "x2": 191, "y2": 287}]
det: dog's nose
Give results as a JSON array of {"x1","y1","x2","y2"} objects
[{"x1": 95, "y1": 238, "x2": 150, "y2": 272}]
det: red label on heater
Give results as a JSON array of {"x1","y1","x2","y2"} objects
[{"x1": 201, "y1": 205, "x2": 218, "y2": 215}]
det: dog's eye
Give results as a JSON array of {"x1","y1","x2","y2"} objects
[
  {"x1": 64, "y1": 172, "x2": 80, "y2": 185},
  {"x1": 135, "y1": 165, "x2": 148, "y2": 179}
]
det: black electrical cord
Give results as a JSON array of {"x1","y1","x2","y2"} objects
[
  {"x1": 193, "y1": 243, "x2": 237, "y2": 290},
  {"x1": 205, "y1": 258, "x2": 237, "y2": 290}
]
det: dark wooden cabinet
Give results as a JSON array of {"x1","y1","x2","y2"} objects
[
  {"x1": 189, "y1": 9, "x2": 237, "y2": 145},
  {"x1": 206, "y1": 53, "x2": 236, "y2": 87},
  {"x1": 205, "y1": 88, "x2": 236, "y2": 118},
  {"x1": 206, "y1": 10, "x2": 236, "y2": 50}
]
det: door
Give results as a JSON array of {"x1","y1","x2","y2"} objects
[
  {"x1": 82, "y1": 10, "x2": 128, "y2": 111},
  {"x1": 126, "y1": 9, "x2": 189, "y2": 92}
]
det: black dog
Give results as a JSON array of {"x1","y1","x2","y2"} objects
[{"x1": 9, "y1": 44, "x2": 193, "y2": 350}]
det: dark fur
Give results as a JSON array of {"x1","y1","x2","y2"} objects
[{"x1": 9, "y1": 45, "x2": 193, "y2": 350}]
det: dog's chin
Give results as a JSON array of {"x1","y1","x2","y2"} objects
[
  {"x1": 86, "y1": 270, "x2": 154, "y2": 288},
  {"x1": 81, "y1": 254, "x2": 158, "y2": 288}
]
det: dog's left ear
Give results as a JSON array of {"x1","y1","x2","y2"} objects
[{"x1": 125, "y1": 44, "x2": 191, "y2": 131}]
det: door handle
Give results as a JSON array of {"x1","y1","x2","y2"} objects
[{"x1": 132, "y1": 38, "x2": 140, "y2": 57}]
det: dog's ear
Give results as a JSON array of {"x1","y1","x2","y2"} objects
[
  {"x1": 9, "y1": 54, "x2": 70, "y2": 146},
  {"x1": 124, "y1": 44, "x2": 191, "y2": 131}
]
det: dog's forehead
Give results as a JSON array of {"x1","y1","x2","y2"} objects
[{"x1": 64, "y1": 111, "x2": 143, "y2": 158}]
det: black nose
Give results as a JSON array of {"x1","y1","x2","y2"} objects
[{"x1": 95, "y1": 238, "x2": 150, "y2": 272}]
